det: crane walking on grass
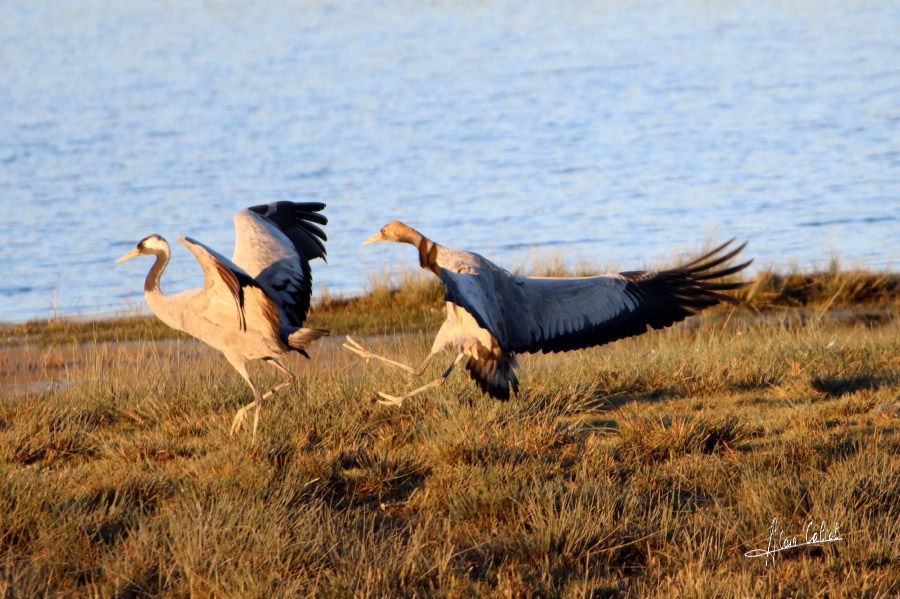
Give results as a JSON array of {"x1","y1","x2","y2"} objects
[
  {"x1": 344, "y1": 221, "x2": 750, "y2": 404},
  {"x1": 116, "y1": 202, "x2": 329, "y2": 439}
]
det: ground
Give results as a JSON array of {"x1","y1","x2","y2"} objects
[{"x1": 1, "y1": 268, "x2": 897, "y2": 597}]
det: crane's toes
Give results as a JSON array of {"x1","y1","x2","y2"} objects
[
  {"x1": 229, "y1": 406, "x2": 250, "y2": 436},
  {"x1": 376, "y1": 391, "x2": 404, "y2": 407},
  {"x1": 341, "y1": 342, "x2": 363, "y2": 355},
  {"x1": 343, "y1": 336, "x2": 365, "y2": 351},
  {"x1": 229, "y1": 413, "x2": 244, "y2": 436},
  {"x1": 342, "y1": 343, "x2": 372, "y2": 362},
  {"x1": 344, "y1": 336, "x2": 375, "y2": 355}
]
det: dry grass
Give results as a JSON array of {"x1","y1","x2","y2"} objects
[
  {"x1": 0, "y1": 270, "x2": 898, "y2": 597},
  {"x1": 3, "y1": 265, "x2": 896, "y2": 347}
]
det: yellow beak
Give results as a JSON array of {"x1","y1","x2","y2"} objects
[
  {"x1": 115, "y1": 248, "x2": 141, "y2": 264},
  {"x1": 363, "y1": 232, "x2": 385, "y2": 246}
]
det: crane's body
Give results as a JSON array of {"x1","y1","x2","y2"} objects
[
  {"x1": 345, "y1": 220, "x2": 750, "y2": 404},
  {"x1": 117, "y1": 202, "x2": 329, "y2": 438}
]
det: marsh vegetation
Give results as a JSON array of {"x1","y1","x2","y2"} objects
[{"x1": 1, "y1": 267, "x2": 897, "y2": 596}]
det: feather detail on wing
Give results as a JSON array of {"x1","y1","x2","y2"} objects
[
  {"x1": 231, "y1": 202, "x2": 327, "y2": 328},
  {"x1": 441, "y1": 240, "x2": 751, "y2": 354},
  {"x1": 239, "y1": 284, "x2": 283, "y2": 340},
  {"x1": 177, "y1": 235, "x2": 266, "y2": 332}
]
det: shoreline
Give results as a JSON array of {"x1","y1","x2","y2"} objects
[{"x1": 2, "y1": 266, "x2": 896, "y2": 348}]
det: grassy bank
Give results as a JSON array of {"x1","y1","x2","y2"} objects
[
  {"x1": 2, "y1": 266, "x2": 897, "y2": 347},
  {"x1": 0, "y1": 268, "x2": 898, "y2": 596}
]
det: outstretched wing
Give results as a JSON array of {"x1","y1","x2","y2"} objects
[
  {"x1": 231, "y1": 202, "x2": 327, "y2": 328},
  {"x1": 441, "y1": 240, "x2": 751, "y2": 354},
  {"x1": 177, "y1": 235, "x2": 271, "y2": 333}
]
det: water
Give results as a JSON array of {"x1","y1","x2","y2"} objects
[{"x1": 1, "y1": 0, "x2": 898, "y2": 322}]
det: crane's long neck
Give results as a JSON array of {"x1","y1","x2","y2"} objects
[
  {"x1": 143, "y1": 249, "x2": 183, "y2": 331},
  {"x1": 397, "y1": 227, "x2": 441, "y2": 275},
  {"x1": 144, "y1": 249, "x2": 168, "y2": 294}
]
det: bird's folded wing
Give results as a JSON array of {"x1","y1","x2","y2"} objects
[
  {"x1": 177, "y1": 235, "x2": 259, "y2": 331},
  {"x1": 441, "y1": 240, "x2": 751, "y2": 354},
  {"x1": 231, "y1": 202, "x2": 327, "y2": 328}
]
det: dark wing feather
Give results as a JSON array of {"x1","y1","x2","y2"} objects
[
  {"x1": 232, "y1": 202, "x2": 327, "y2": 328},
  {"x1": 441, "y1": 240, "x2": 751, "y2": 355},
  {"x1": 248, "y1": 201, "x2": 327, "y2": 261}
]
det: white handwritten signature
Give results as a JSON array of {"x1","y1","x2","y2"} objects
[{"x1": 745, "y1": 518, "x2": 842, "y2": 565}]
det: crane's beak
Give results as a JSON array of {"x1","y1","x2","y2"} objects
[
  {"x1": 115, "y1": 248, "x2": 141, "y2": 264},
  {"x1": 363, "y1": 232, "x2": 385, "y2": 246}
]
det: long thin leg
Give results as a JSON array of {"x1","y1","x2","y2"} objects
[
  {"x1": 225, "y1": 353, "x2": 257, "y2": 395},
  {"x1": 225, "y1": 353, "x2": 261, "y2": 437},
  {"x1": 264, "y1": 357, "x2": 295, "y2": 384},
  {"x1": 376, "y1": 351, "x2": 467, "y2": 407},
  {"x1": 342, "y1": 336, "x2": 435, "y2": 376},
  {"x1": 225, "y1": 354, "x2": 294, "y2": 440},
  {"x1": 249, "y1": 358, "x2": 296, "y2": 437}
]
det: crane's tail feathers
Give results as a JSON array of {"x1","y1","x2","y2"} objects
[
  {"x1": 287, "y1": 328, "x2": 329, "y2": 357},
  {"x1": 465, "y1": 349, "x2": 519, "y2": 401}
]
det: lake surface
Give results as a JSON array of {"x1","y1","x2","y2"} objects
[{"x1": 1, "y1": 0, "x2": 898, "y2": 321}]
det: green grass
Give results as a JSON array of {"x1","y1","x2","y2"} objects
[{"x1": 1, "y1": 268, "x2": 897, "y2": 596}]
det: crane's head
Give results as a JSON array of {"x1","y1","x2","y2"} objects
[
  {"x1": 115, "y1": 234, "x2": 169, "y2": 264},
  {"x1": 363, "y1": 220, "x2": 419, "y2": 245}
]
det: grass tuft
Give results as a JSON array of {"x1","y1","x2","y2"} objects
[{"x1": 617, "y1": 411, "x2": 757, "y2": 461}]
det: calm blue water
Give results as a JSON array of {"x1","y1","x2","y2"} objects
[{"x1": 1, "y1": 1, "x2": 898, "y2": 322}]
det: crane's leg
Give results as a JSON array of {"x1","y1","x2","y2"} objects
[
  {"x1": 264, "y1": 357, "x2": 295, "y2": 384},
  {"x1": 342, "y1": 336, "x2": 435, "y2": 375},
  {"x1": 376, "y1": 351, "x2": 467, "y2": 407},
  {"x1": 225, "y1": 353, "x2": 262, "y2": 438},
  {"x1": 249, "y1": 358, "x2": 296, "y2": 438}
]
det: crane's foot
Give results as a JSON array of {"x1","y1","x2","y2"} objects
[
  {"x1": 342, "y1": 336, "x2": 421, "y2": 374},
  {"x1": 342, "y1": 336, "x2": 375, "y2": 362},
  {"x1": 230, "y1": 398, "x2": 260, "y2": 438},
  {"x1": 372, "y1": 352, "x2": 467, "y2": 407},
  {"x1": 376, "y1": 391, "x2": 405, "y2": 407},
  {"x1": 229, "y1": 382, "x2": 288, "y2": 440}
]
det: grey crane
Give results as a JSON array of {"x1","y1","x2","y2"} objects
[
  {"x1": 116, "y1": 201, "x2": 329, "y2": 438},
  {"x1": 344, "y1": 221, "x2": 750, "y2": 404}
]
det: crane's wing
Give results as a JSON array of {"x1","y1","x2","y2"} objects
[
  {"x1": 440, "y1": 240, "x2": 750, "y2": 354},
  {"x1": 177, "y1": 235, "x2": 277, "y2": 334},
  {"x1": 231, "y1": 202, "x2": 327, "y2": 328}
]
